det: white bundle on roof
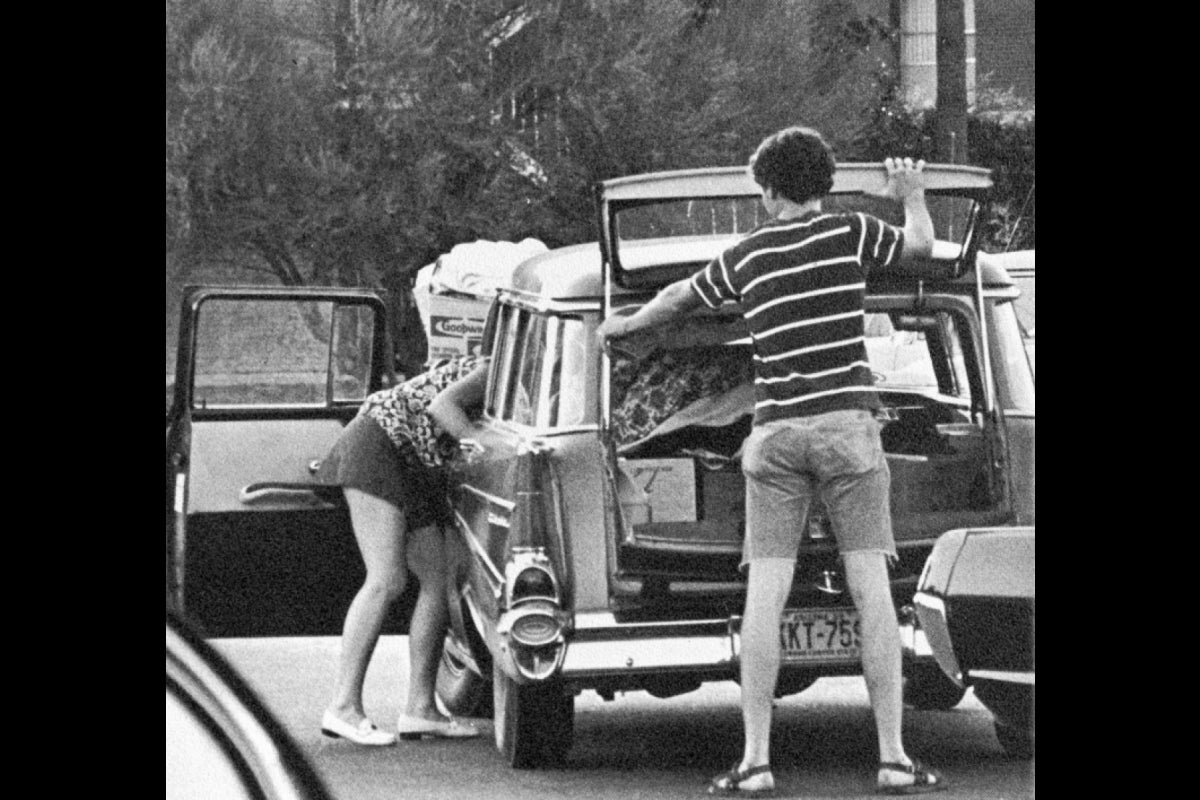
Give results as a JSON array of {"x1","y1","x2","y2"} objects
[
  {"x1": 412, "y1": 238, "x2": 549, "y2": 339},
  {"x1": 421, "y1": 238, "x2": 549, "y2": 298}
]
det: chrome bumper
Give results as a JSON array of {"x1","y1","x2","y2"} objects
[
  {"x1": 899, "y1": 605, "x2": 936, "y2": 662},
  {"x1": 559, "y1": 615, "x2": 736, "y2": 678},
  {"x1": 911, "y1": 592, "x2": 964, "y2": 686},
  {"x1": 556, "y1": 611, "x2": 937, "y2": 679}
]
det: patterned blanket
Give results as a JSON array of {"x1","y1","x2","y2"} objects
[{"x1": 610, "y1": 346, "x2": 753, "y2": 447}]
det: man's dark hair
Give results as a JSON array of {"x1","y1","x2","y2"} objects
[{"x1": 749, "y1": 126, "x2": 836, "y2": 204}]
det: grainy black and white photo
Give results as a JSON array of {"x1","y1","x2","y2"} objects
[{"x1": 166, "y1": 2, "x2": 1034, "y2": 798}]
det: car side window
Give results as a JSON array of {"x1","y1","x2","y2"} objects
[
  {"x1": 486, "y1": 303, "x2": 597, "y2": 429},
  {"x1": 488, "y1": 304, "x2": 524, "y2": 420},
  {"x1": 511, "y1": 314, "x2": 547, "y2": 426},
  {"x1": 547, "y1": 316, "x2": 594, "y2": 427},
  {"x1": 865, "y1": 311, "x2": 973, "y2": 402}
]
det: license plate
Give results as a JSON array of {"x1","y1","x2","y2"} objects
[{"x1": 778, "y1": 608, "x2": 862, "y2": 662}]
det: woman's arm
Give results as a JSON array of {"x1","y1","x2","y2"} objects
[{"x1": 428, "y1": 362, "x2": 490, "y2": 441}]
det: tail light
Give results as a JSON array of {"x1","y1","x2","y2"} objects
[{"x1": 500, "y1": 549, "x2": 568, "y2": 680}]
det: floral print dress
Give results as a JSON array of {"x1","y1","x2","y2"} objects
[{"x1": 358, "y1": 355, "x2": 486, "y2": 468}]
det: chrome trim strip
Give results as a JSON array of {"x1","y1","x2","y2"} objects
[
  {"x1": 573, "y1": 612, "x2": 729, "y2": 630},
  {"x1": 490, "y1": 421, "x2": 600, "y2": 438},
  {"x1": 452, "y1": 509, "x2": 504, "y2": 585},
  {"x1": 460, "y1": 485, "x2": 516, "y2": 512},
  {"x1": 497, "y1": 289, "x2": 600, "y2": 314},
  {"x1": 969, "y1": 669, "x2": 1035, "y2": 685},
  {"x1": 976, "y1": 261, "x2": 996, "y2": 412}
]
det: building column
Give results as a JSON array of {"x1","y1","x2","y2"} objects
[{"x1": 898, "y1": 0, "x2": 976, "y2": 110}]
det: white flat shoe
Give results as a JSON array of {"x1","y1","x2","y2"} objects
[
  {"x1": 320, "y1": 710, "x2": 397, "y2": 746},
  {"x1": 396, "y1": 714, "x2": 481, "y2": 740}
]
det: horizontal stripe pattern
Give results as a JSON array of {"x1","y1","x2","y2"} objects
[
  {"x1": 744, "y1": 282, "x2": 866, "y2": 319},
  {"x1": 731, "y1": 226, "x2": 850, "y2": 272},
  {"x1": 690, "y1": 211, "x2": 904, "y2": 423}
]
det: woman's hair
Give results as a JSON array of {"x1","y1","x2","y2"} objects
[{"x1": 749, "y1": 126, "x2": 836, "y2": 204}]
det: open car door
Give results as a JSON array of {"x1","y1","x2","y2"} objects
[{"x1": 166, "y1": 286, "x2": 402, "y2": 636}]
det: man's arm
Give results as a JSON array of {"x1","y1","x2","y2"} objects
[
  {"x1": 595, "y1": 277, "x2": 705, "y2": 342},
  {"x1": 881, "y1": 157, "x2": 934, "y2": 265}
]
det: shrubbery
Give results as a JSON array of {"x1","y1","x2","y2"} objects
[{"x1": 851, "y1": 87, "x2": 1035, "y2": 253}]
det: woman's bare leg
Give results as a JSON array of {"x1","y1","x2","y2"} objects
[
  {"x1": 327, "y1": 488, "x2": 408, "y2": 723},
  {"x1": 403, "y1": 523, "x2": 450, "y2": 720}
]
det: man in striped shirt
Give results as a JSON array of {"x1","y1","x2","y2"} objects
[{"x1": 597, "y1": 127, "x2": 943, "y2": 795}]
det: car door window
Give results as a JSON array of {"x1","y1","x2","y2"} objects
[{"x1": 191, "y1": 298, "x2": 375, "y2": 409}]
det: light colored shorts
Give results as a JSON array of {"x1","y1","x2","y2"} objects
[{"x1": 740, "y1": 409, "x2": 895, "y2": 570}]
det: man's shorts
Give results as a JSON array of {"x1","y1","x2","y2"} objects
[{"x1": 740, "y1": 409, "x2": 895, "y2": 570}]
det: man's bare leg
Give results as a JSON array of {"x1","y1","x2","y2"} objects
[
  {"x1": 723, "y1": 558, "x2": 796, "y2": 791},
  {"x1": 842, "y1": 550, "x2": 922, "y2": 789}
]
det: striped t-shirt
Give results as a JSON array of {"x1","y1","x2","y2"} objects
[{"x1": 689, "y1": 211, "x2": 905, "y2": 425}]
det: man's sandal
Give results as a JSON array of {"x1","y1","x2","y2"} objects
[
  {"x1": 708, "y1": 763, "x2": 777, "y2": 796},
  {"x1": 877, "y1": 760, "x2": 946, "y2": 795}
]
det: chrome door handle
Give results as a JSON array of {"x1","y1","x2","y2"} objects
[{"x1": 238, "y1": 482, "x2": 330, "y2": 506}]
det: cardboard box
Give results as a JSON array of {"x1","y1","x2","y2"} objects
[
  {"x1": 620, "y1": 458, "x2": 697, "y2": 523},
  {"x1": 426, "y1": 291, "x2": 491, "y2": 361}
]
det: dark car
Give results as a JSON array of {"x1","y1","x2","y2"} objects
[
  {"x1": 913, "y1": 526, "x2": 1035, "y2": 757},
  {"x1": 165, "y1": 163, "x2": 1035, "y2": 770},
  {"x1": 167, "y1": 608, "x2": 334, "y2": 800}
]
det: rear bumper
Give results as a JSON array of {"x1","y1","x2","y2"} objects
[
  {"x1": 560, "y1": 616, "x2": 736, "y2": 678},
  {"x1": 556, "y1": 611, "x2": 937, "y2": 681}
]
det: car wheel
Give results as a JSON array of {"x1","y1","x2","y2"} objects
[
  {"x1": 903, "y1": 663, "x2": 968, "y2": 710},
  {"x1": 973, "y1": 680, "x2": 1033, "y2": 758},
  {"x1": 435, "y1": 637, "x2": 492, "y2": 719},
  {"x1": 994, "y1": 719, "x2": 1034, "y2": 759},
  {"x1": 493, "y1": 660, "x2": 573, "y2": 769}
]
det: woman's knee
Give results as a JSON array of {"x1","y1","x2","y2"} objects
[{"x1": 361, "y1": 569, "x2": 408, "y2": 602}]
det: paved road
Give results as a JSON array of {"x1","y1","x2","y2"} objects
[{"x1": 213, "y1": 636, "x2": 1034, "y2": 800}]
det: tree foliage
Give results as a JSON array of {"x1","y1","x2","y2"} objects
[
  {"x1": 166, "y1": 0, "x2": 1032, "y2": 363},
  {"x1": 850, "y1": 82, "x2": 1036, "y2": 252},
  {"x1": 166, "y1": 0, "x2": 899, "y2": 282}
]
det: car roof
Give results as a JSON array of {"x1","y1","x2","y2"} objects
[{"x1": 505, "y1": 240, "x2": 1019, "y2": 307}]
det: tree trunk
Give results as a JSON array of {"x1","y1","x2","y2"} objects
[{"x1": 935, "y1": 0, "x2": 968, "y2": 163}]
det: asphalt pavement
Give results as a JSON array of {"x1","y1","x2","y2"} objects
[{"x1": 212, "y1": 635, "x2": 1034, "y2": 800}]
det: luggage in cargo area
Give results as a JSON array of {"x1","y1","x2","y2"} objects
[{"x1": 608, "y1": 331, "x2": 1002, "y2": 571}]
